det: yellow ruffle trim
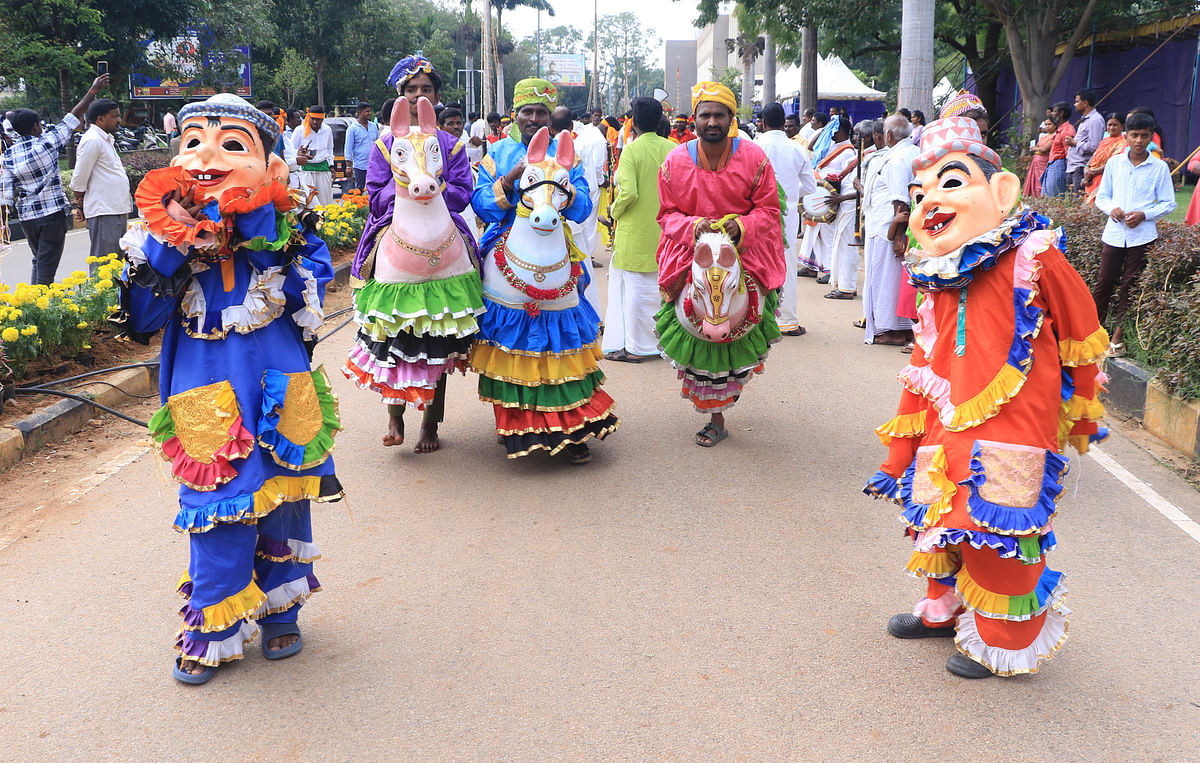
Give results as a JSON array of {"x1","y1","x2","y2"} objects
[
  {"x1": 920, "y1": 447, "x2": 956, "y2": 530},
  {"x1": 470, "y1": 342, "x2": 603, "y2": 387},
  {"x1": 1058, "y1": 394, "x2": 1106, "y2": 453},
  {"x1": 906, "y1": 549, "x2": 958, "y2": 579},
  {"x1": 190, "y1": 580, "x2": 267, "y2": 633},
  {"x1": 876, "y1": 410, "x2": 927, "y2": 446},
  {"x1": 1058, "y1": 327, "x2": 1110, "y2": 368},
  {"x1": 947, "y1": 363, "x2": 1029, "y2": 432},
  {"x1": 252, "y1": 475, "x2": 344, "y2": 518}
]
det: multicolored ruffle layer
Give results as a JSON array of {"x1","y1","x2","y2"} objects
[
  {"x1": 961, "y1": 442, "x2": 1068, "y2": 535},
  {"x1": 344, "y1": 272, "x2": 484, "y2": 407},
  {"x1": 655, "y1": 289, "x2": 780, "y2": 413},
  {"x1": 473, "y1": 298, "x2": 618, "y2": 459},
  {"x1": 149, "y1": 380, "x2": 255, "y2": 492},
  {"x1": 258, "y1": 367, "x2": 342, "y2": 471},
  {"x1": 953, "y1": 596, "x2": 1070, "y2": 677},
  {"x1": 172, "y1": 474, "x2": 344, "y2": 533}
]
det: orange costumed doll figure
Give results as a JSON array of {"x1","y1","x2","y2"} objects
[{"x1": 863, "y1": 117, "x2": 1109, "y2": 678}]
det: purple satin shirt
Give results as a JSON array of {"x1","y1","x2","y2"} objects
[{"x1": 351, "y1": 128, "x2": 477, "y2": 280}]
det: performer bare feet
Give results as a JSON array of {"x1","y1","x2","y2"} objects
[
  {"x1": 415, "y1": 422, "x2": 440, "y2": 453},
  {"x1": 383, "y1": 407, "x2": 405, "y2": 446}
]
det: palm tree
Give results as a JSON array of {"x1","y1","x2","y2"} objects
[
  {"x1": 898, "y1": 0, "x2": 935, "y2": 116},
  {"x1": 725, "y1": 26, "x2": 763, "y2": 114},
  {"x1": 490, "y1": 0, "x2": 555, "y2": 113}
]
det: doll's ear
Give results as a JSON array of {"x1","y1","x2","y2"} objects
[
  {"x1": 991, "y1": 170, "x2": 1021, "y2": 216},
  {"x1": 268, "y1": 153, "x2": 289, "y2": 185}
]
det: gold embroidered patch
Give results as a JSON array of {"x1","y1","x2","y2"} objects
[
  {"x1": 167, "y1": 382, "x2": 237, "y2": 464},
  {"x1": 276, "y1": 372, "x2": 323, "y2": 444},
  {"x1": 976, "y1": 443, "x2": 1043, "y2": 508},
  {"x1": 912, "y1": 446, "x2": 941, "y2": 505}
]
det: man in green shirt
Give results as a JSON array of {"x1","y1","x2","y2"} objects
[{"x1": 602, "y1": 97, "x2": 675, "y2": 362}]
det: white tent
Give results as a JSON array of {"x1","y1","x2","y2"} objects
[
  {"x1": 772, "y1": 55, "x2": 886, "y2": 101},
  {"x1": 933, "y1": 76, "x2": 956, "y2": 113}
]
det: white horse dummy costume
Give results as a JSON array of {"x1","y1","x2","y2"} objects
[{"x1": 470, "y1": 126, "x2": 620, "y2": 461}]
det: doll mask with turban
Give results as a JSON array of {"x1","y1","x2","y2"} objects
[{"x1": 173, "y1": 93, "x2": 289, "y2": 202}]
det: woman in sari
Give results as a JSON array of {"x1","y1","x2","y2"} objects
[
  {"x1": 1023, "y1": 118, "x2": 1054, "y2": 197},
  {"x1": 1084, "y1": 113, "x2": 1126, "y2": 206}
]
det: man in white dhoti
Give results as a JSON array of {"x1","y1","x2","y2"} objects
[
  {"x1": 291, "y1": 105, "x2": 334, "y2": 205},
  {"x1": 856, "y1": 115, "x2": 913, "y2": 344},
  {"x1": 756, "y1": 103, "x2": 815, "y2": 336}
]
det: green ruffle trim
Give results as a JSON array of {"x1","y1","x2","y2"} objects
[
  {"x1": 354, "y1": 271, "x2": 485, "y2": 339},
  {"x1": 149, "y1": 403, "x2": 174, "y2": 443},
  {"x1": 239, "y1": 211, "x2": 302, "y2": 252},
  {"x1": 655, "y1": 289, "x2": 780, "y2": 375},
  {"x1": 479, "y1": 370, "x2": 606, "y2": 411},
  {"x1": 258, "y1": 367, "x2": 342, "y2": 471}
]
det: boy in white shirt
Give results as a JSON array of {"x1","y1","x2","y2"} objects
[{"x1": 1093, "y1": 111, "x2": 1176, "y2": 356}]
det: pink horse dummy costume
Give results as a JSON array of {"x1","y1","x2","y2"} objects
[
  {"x1": 863, "y1": 117, "x2": 1108, "y2": 678},
  {"x1": 117, "y1": 94, "x2": 341, "y2": 685},
  {"x1": 343, "y1": 96, "x2": 483, "y2": 443}
]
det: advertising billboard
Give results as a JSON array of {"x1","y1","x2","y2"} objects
[
  {"x1": 541, "y1": 54, "x2": 587, "y2": 88},
  {"x1": 130, "y1": 32, "x2": 252, "y2": 99}
]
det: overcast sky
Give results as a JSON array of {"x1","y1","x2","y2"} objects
[{"x1": 501, "y1": 0, "x2": 714, "y2": 63}]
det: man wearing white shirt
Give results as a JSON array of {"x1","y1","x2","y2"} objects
[
  {"x1": 556, "y1": 106, "x2": 607, "y2": 310},
  {"x1": 291, "y1": 105, "x2": 334, "y2": 205},
  {"x1": 1093, "y1": 112, "x2": 1176, "y2": 355},
  {"x1": 70, "y1": 98, "x2": 131, "y2": 266},
  {"x1": 467, "y1": 112, "x2": 488, "y2": 165},
  {"x1": 756, "y1": 103, "x2": 815, "y2": 335},
  {"x1": 857, "y1": 114, "x2": 916, "y2": 345}
]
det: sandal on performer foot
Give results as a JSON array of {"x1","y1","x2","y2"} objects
[
  {"x1": 173, "y1": 657, "x2": 218, "y2": 686},
  {"x1": 782, "y1": 327, "x2": 806, "y2": 337},
  {"x1": 852, "y1": 318, "x2": 867, "y2": 329},
  {"x1": 604, "y1": 350, "x2": 644, "y2": 364},
  {"x1": 1107, "y1": 341, "x2": 1126, "y2": 358},
  {"x1": 566, "y1": 443, "x2": 592, "y2": 465},
  {"x1": 261, "y1": 622, "x2": 303, "y2": 660},
  {"x1": 900, "y1": 341, "x2": 915, "y2": 354},
  {"x1": 695, "y1": 422, "x2": 729, "y2": 447}
]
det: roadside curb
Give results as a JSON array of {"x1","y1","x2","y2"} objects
[
  {"x1": 1, "y1": 259, "x2": 352, "y2": 472},
  {"x1": 2, "y1": 362, "x2": 160, "y2": 471},
  {"x1": 1103, "y1": 356, "x2": 1200, "y2": 461}
]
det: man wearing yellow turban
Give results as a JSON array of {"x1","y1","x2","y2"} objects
[{"x1": 654, "y1": 80, "x2": 786, "y2": 447}]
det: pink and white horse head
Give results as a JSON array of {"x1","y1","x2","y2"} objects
[
  {"x1": 372, "y1": 96, "x2": 469, "y2": 283},
  {"x1": 389, "y1": 96, "x2": 443, "y2": 201},
  {"x1": 519, "y1": 126, "x2": 575, "y2": 236},
  {"x1": 479, "y1": 126, "x2": 580, "y2": 309},
  {"x1": 676, "y1": 229, "x2": 752, "y2": 343}
]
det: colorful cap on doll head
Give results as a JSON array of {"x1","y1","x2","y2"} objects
[
  {"x1": 939, "y1": 90, "x2": 986, "y2": 121},
  {"x1": 179, "y1": 93, "x2": 280, "y2": 143},
  {"x1": 914, "y1": 117, "x2": 1001, "y2": 172}
]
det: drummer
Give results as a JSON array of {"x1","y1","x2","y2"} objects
[{"x1": 813, "y1": 117, "x2": 860, "y2": 299}]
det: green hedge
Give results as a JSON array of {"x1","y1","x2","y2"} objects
[{"x1": 1028, "y1": 196, "x2": 1200, "y2": 399}]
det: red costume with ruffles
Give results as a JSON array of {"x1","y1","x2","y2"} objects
[{"x1": 865, "y1": 211, "x2": 1109, "y2": 675}]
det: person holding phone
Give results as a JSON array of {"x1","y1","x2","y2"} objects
[
  {"x1": 290, "y1": 104, "x2": 334, "y2": 204},
  {"x1": 70, "y1": 97, "x2": 131, "y2": 269},
  {"x1": 0, "y1": 73, "x2": 109, "y2": 284}
]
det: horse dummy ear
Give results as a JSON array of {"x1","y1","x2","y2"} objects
[
  {"x1": 391, "y1": 97, "x2": 411, "y2": 137},
  {"x1": 695, "y1": 241, "x2": 714, "y2": 268},
  {"x1": 527, "y1": 126, "x2": 550, "y2": 163},
  {"x1": 416, "y1": 97, "x2": 438, "y2": 135},
  {"x1": 716, "y1": 241, "x2": 737, "y2": 269},
  {"x1": 554, "y1": 128, "x2": 575, "y2": 169}
]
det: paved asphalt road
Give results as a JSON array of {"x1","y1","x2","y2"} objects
[{"x1": 1, "y1": 255, "x2": 1199, "y2": 758}]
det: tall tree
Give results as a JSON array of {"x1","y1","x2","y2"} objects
[
  {"x1": 898, "y1": 0, "x2": 935, "y2": 115},
  {"x1": 979, "y1": 0, "x2": 1098, "y2": 135},
  {"x1": 277, "y1": 0, "x2": 364, "y2": 105},
  {"x1": 490, "y1": 0, "x2": 555, "y2": 113},
  {"x1": 588, "y1": 12, "x2": 657, "y2": 112},
  {"x1": 726, "y1": 8, "x2": 764, "y2": 113}
]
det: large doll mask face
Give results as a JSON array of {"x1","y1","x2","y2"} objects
[
  {"x1": 172, "y1": 115, "x2": 288, "y2": 201},
  {"x1": 909, "y1": 152, "x2": 1020, "y2": 258}
]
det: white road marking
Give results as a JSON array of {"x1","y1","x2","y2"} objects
[
  {"x1": 1088, "y1": 445, "x2": 1200, "y2": 546},
  {"x1": 63, "y1": 444, "x2": 151, "y2": 505}
]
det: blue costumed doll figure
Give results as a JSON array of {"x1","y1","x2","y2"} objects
[{"x1": 116, "y1": 94, "x2": 343, "y2": 685}]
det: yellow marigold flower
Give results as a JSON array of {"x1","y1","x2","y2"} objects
[
  {"x1": 21, "y1": 325, "x2": 37, "y2": 336},
  {"x1": 1, "y1": 327, "x2": 18, "y2": 342},
  {"x1": 77, "y1": 321, "x2": 89, "y2": 329},
  {"x1": 36, "y1": 296, "x2": 51, "y2": 309},
  {"x1": 66, "y1": 303, "x2": 80, "y2": 313},
  {"x1": 86, "y1": 255, "x2": 98, "y2": 264},
  {"x1": 97, "y1": 279, "x2": 114, "y2": 290},
  {"x1": 11, "y1": 310, "x2": 21, "y2": 319}
]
